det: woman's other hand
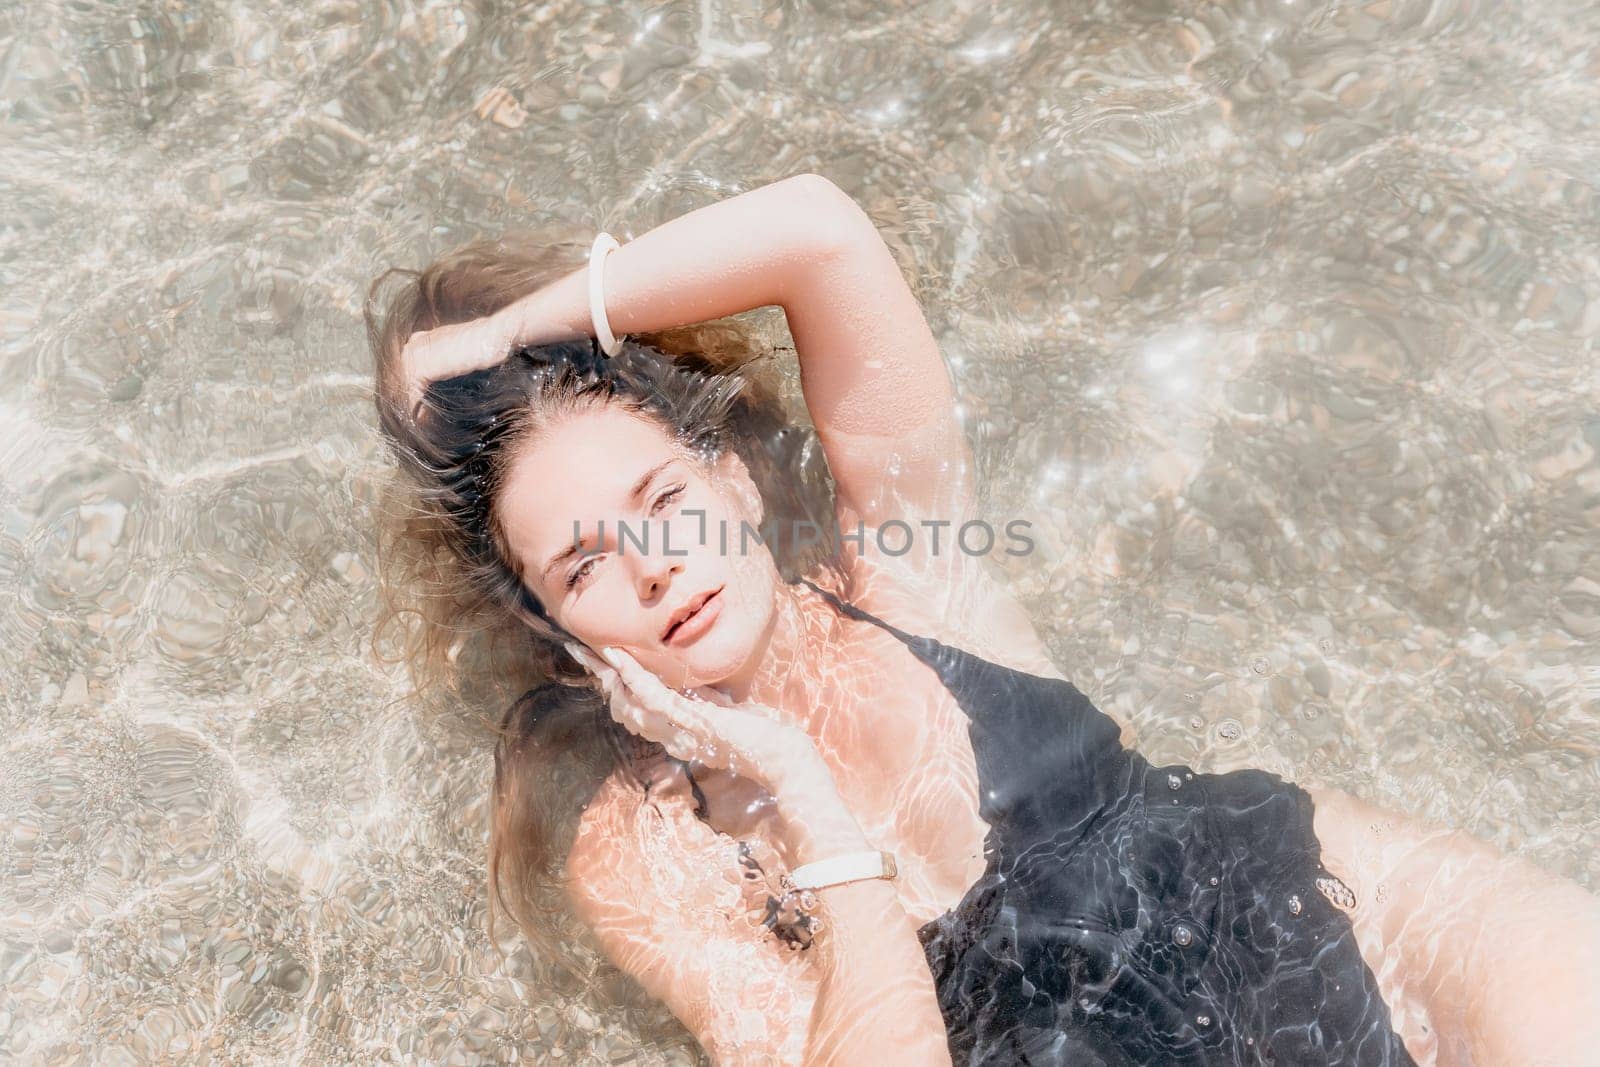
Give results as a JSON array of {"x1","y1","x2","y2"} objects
[
  {"x1": 564, "y1": 643, "x2": 826, "y2": 792},
  {"x1": 564, "y1": 643, "x2": 871, "y2": 862},
  {"x1": 400, "y1": 311, "x2": 519, "y2": 418}
]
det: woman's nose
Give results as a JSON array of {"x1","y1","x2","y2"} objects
[{"x1": 635, "y1": 551, "x2": 684, "y2": 600}]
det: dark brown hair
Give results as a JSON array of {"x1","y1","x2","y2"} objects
[{"x1": 363, "y1": 230, "x2": 851, "y2": 976}]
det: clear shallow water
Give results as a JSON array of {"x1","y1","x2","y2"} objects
[{"x1": 3, "y1": 0, "x2": 1598, "y2": 1062}]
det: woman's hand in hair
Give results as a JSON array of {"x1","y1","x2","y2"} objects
[
  {"x1": 565, "y1": 643, "x2": 871, "y2": 860},
  {"x1": 399, "y1": 311, "x2": 520, "y2": 418}
]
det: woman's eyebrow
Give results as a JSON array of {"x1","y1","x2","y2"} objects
[{"x1": 539, "y1": 458, "x2": 676, "y2": 582}]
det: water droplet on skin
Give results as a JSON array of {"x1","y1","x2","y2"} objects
[
  {"x1": 1168, "y1": 774, "x2": 1182, "y2": 790},
  {"x1": 1288, "y1": 895, "x2": 1303, "y2": 916},
  {"x1": 1173, "y1": 924, "x2": 1194, "y2": 947}
]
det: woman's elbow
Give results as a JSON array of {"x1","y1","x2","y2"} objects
[{"x1": 780, "y1": 173, "x2": 877, "y2": 256}]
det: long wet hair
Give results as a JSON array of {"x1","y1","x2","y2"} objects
[{"x1": 363, "y1": 231, "x2": 851, "y2": 977}]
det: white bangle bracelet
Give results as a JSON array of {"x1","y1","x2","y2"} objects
[
  {"x1": 588, "y1": 231, "x2": 622, "y2": 356},
  {"x1": 788, "y1": 849, "x2": 898, "y2": 891}
]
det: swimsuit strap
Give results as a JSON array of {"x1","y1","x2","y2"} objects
[{"x1": 795, "y1": 575, "x2": 937, "y2": 651}]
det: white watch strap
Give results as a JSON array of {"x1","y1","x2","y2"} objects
[
  {"x1": 588, "y1": 232, "x2": 622, "y2": 356},
  {"x1": 788, "y1": 850, "x2": 897, "y2": 891}
]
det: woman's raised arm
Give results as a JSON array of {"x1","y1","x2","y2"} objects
[{"x1": 413, "y1": 174, "x2": 975, "y2": 533}]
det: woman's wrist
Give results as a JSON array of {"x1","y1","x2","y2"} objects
[
  {"x1": 501, "y1": 175, "x2": 859, "y2": 350},
  {"x1": 773, "y1": 766, "x2": 873, "y2": 865},
  {"x1": 497, "y1": 269, "x2": 593, "y2": 348}
]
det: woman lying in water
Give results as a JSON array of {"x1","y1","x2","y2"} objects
[{"x1": 366, "y1": 174, "x2": 1600, "y2": 1066}]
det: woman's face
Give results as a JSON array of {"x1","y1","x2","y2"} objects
[{"x1": 497, "y1": 404, "x2": 780, "y2": 691}]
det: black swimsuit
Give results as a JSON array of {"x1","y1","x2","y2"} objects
[{"x1": 795, "y1": 577, "x2": 1417, "y2": 1066}]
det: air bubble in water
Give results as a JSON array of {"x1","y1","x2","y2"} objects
[
  {"x1": 1217, "y1": 719, "x2": 1242, "y2": 742},
  {"x1": 1288, "y1": 894, "x2": 1303, "y2": 916},
  {"x1": 1196, "y1": 1014, "x2": 1211, "y2": 1027},
  {"x1": 1251, "y1": 657, "x2": 1268, "y2": 675},
  {"x1": 1317, "y1": 874, "x2": 1357, "y2": 910},
  {"x1": 1172, "y1": 924, "x2": 1193, "y2": 947},
  {"x1": 1167, "y1": 774, "x2": 1182, "y2": 790}
]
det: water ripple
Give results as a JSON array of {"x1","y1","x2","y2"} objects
[{"x1": 3, "y1": 0, "x2": 1598, "y2": 1062}]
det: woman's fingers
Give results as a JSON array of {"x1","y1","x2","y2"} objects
[
  {"x1": 564, "y1": 642, "x2": 608, "y2": 680},
  {"x1": 607, "y1": 685, "x2": 650, "y2": 737},
  {"x1": 567, "y1": 643, "x2": 631, "y2": 715},
  {"x1": 578, "y1": 646, "x2": 796, "y2": 785},
  {"x1": 691, "y1": 684, "x2": 736, "y2": 708},
  {"x1": 402, "y1": 315, "x2": 516, "y2": 397},
  {"x1": 600, "y1": 647, "x2": 710, "y2": 733},
  {"x1": 566, "y1": 642, "x2": 659, "y2": 742},
  {"x1": 572, "y1": 644, "x2": 703, "y2": 752}
]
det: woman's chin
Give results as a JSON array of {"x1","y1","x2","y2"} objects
[{"x1": 662, "y1": 637, "x2": 749, "y2": 688}]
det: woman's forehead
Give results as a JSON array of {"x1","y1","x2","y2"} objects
[
  {"x1": 498, "y1": 409, "x2": 687, "y2": 573},
  {"x1": 515, "y1": 406, "x2": 680, "y2": 489}
]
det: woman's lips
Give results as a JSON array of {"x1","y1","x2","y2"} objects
[{"x1": 664, "y1": 587, "x2": 724, "y2": 646}]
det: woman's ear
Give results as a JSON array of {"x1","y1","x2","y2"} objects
[{"x1": 713, "y1": 448, "x2": 765, "y2": 526}]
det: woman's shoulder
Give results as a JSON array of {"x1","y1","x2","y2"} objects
[
  {"x1": 565, "y1": 753, "x2": 741, "y2": 921},
  {"x1": 817, "y1": 540, "x2": 1068, "y2": 683},
  {"x1": 563, "y1": 761, "x2": 816, "y2": 1064}
]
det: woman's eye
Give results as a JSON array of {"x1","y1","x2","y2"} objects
[
  {"x1": 567, "y1": 485, "x2": 683, "y2": 591},
  {"x1": 566, "y1": 555, "x2": 599, "y2": 590},
  {"x1": 651, "y1": 484, "x2": 686, "y2": 515}
]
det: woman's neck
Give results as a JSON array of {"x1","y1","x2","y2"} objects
[{"x1": 716, "y1": 575, "x2": 838, "y2": 730}]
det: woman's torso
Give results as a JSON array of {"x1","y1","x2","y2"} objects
[
  {"x1": 636, "y1": 550, "x2": 1045, "y2": 928},
  {"x1": 573, "y1": 550, "x2": 1425, "y2": 1064},
  {"x1": 568, "y1": 550, "x2": 1041, "y2": 1062}
]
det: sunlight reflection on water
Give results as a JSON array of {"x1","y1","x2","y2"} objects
[{"x1": 2, "y1": 0, "x2": 1598, "y2": 1061}]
